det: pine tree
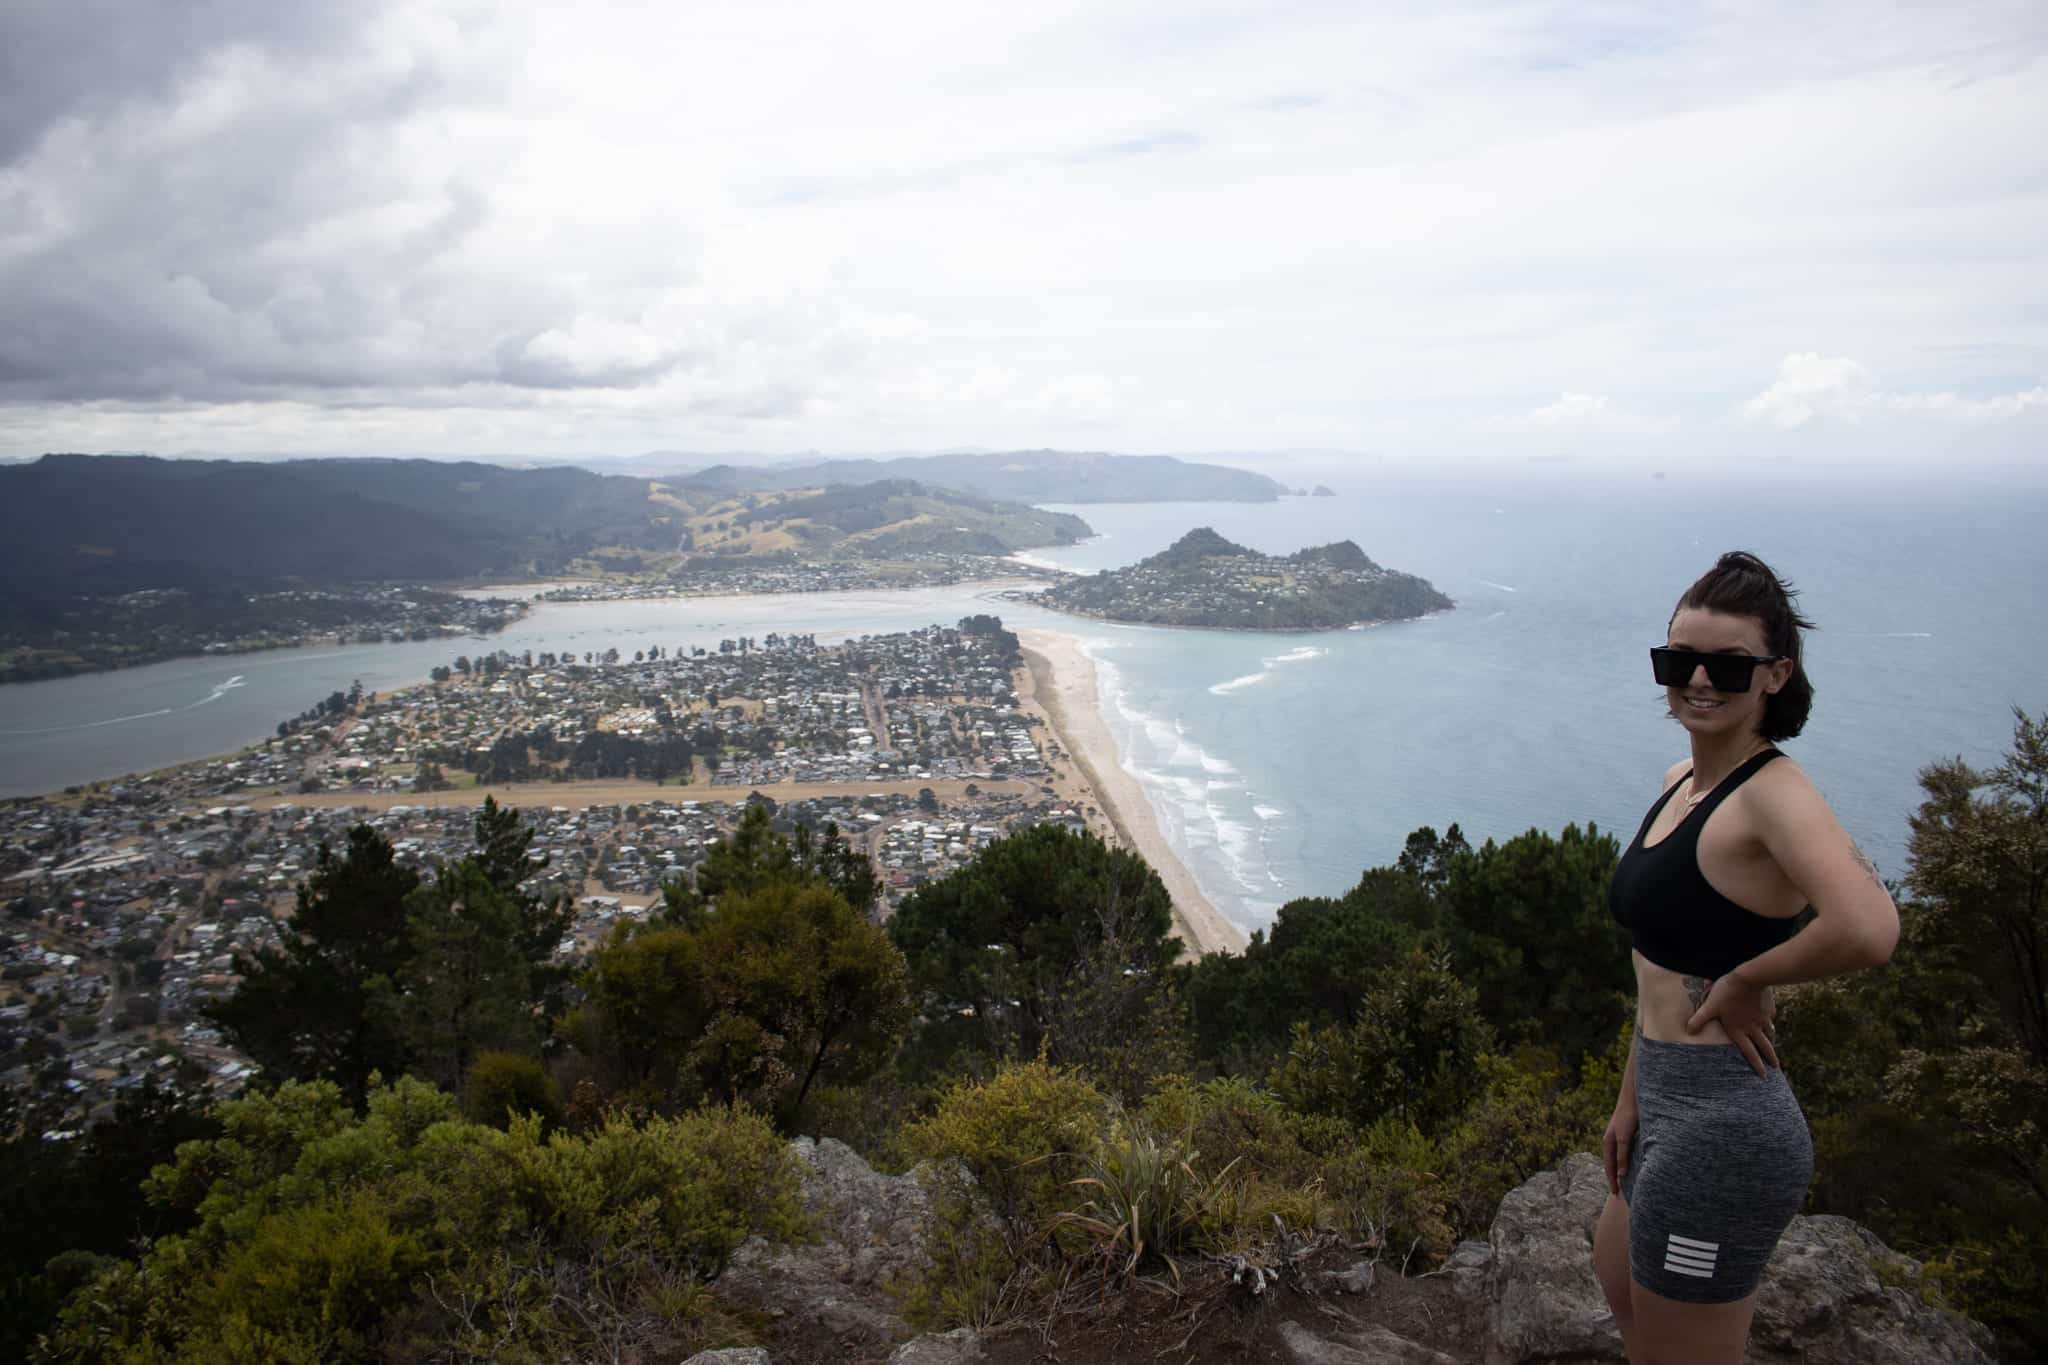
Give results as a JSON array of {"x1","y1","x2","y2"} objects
[{"x1": 205, "y1": 825, "x2": 419, "y2": 1107}]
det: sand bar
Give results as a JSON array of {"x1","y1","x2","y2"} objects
[{"x1": 1013, "y1": 627, "x2": 1245, "y2": 958}]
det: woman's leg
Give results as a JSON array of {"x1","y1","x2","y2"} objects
[
  {"x1": 1628, "y1": 1281, "x2": 1759, "y2": 1365},
  {"x1": 1593, "y1": 1194, "x2": 1641, "y2": 1361}
]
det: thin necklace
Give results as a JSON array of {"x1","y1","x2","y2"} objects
[{"x1": 1682, "y1": 741, "x2": 1769, "y2": 808}]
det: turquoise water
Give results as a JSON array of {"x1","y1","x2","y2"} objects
[
  {"x1": 4, "y1": 461, "x2": 2043, "y2": 937},
  {"x1": 1025, "y1": 462, "x2": 2048, "y2": 930}
]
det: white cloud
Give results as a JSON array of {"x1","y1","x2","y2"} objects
[
  {"x1": 0, "y1": 0, "x2": 2044, "y2": 460},
  {"x1": 1742, "y1": 353, "x2": 2048, "y2": 429},
  {"x1": 1521, "y1": 392, "x2": 1677, "y2": 437},
  {"x1": 1529, "y1": 392, "x2": 1610, "y2": 424}
]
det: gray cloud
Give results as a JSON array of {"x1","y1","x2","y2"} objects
[
  {"x1": 0, "y1": 2, "x2": 720, "y2": 405},
  {"x1": 0, "y1": 0, "x2": 367, "y2": 163}
]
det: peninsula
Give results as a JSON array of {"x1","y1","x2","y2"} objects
[{"x1": 1032, "y1": 527, "x2": 1453, "y2": 630}]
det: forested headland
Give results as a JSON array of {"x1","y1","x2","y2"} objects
[{"x1": 4, "y1": 713, "x2": 2044, "y2": 1361}]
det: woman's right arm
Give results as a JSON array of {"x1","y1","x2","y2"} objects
[{"x1": 1603, "y1": 1030, "x2": 1640, "y2": 1196}]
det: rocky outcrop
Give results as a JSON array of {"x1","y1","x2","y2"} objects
[
  {"x1": 716, "y1": 1137, "x2": 938, "y2": 1354},
  {"x1": 1480, "y1": 1153, "x2": 1620, "y2": 1363},
  {"x1": 1279, "y1": 1318, "x2": 1458, "y2": 1364},
  {"x1": 1473, "y1": 1152, "x2": 1995, "y2": 1365},
  {"x1": 886, "y1": 1327, "x2": 985, "y2": 1364}
]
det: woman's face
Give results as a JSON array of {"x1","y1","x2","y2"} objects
[{"x1": 1665, "y1": 606, "x2": 1794, "y2": 740}]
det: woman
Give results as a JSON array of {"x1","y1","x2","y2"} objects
[{"x1": 1595, "y1": 551, "x2": 1899, "y2": 1364}]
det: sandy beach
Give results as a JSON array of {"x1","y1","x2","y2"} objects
[{"x1": 1013, "y1": 627, "x2": 1246, "y2": 958}]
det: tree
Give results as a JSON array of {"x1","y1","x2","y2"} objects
[
  {"x1": 578, "y1": 882, "x2": 911, "y2": 1127},
  {"x1": 664, "y1": 804, "x2": 878, "y2": 920},
  {"x1": 1907, "y1": 707, "x2": 2048, "y2": 1065},
  {"x1": 206, "y1": 825, "x2": 419, "y2": 1107},
  {"x1": 1271, "y1": 947, "x2": 1492, "y2": 1134},
  {"x1": 1182, "y1": 869, "x2": 1423, "y2": 1072},
  {"x1": 889, "y1": 824, "x2": 1177, "y2": 1071},
  {"x1": 389, "y1": 860, "x2": 540, "y2": 1095},
  {"x1": 1436, "y1": 824, "x2": 1630, "y2": 1072},
  {"x1": 0, "y1": 1079, "x2": 217, "y2": 1359}
]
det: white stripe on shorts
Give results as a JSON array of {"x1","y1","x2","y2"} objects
[{"x1": 1663, "y1": 1233, "x2": 1718, "y2": 1279}]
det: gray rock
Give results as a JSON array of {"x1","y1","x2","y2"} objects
[
  {"x1": 789, "y1": 1136, "x2": 938, "y2": 1289},
  {"x1": 720, "y1": 1237, "x2": 908, "y2": 1343},
  {"x1": 1439, "y1": 1240, "x2": 1492, "y2": 1301},
  {"x1": 887, "y1": 1327, "x2": 985, "y2": 1364},
  {"x1": 1321, "y1": 1259, "x2": 1377, "y2": 1294},
  {"x1": 1279, "y1": 1318, "x2": 1459, "y2": 1365},
  {"x1": 1483, "y1": 1152, "x2": 1623, "y2": 1365},
  {"x1": 680, "y1": 1351, "x2": 771, "y2": 1365},
  {"x1": 1478, "y1": 1152, "x2": 1995, "y2": 1365},
  {"x1": 715, "y1": 1137, "x2": 939, "y2": 1350},
  {"x1": 1745, "y1": 1215, "x2": 1996, "y2": 1364}
]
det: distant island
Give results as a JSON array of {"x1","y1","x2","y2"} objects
[{"x1": 1031, "y1": 528, "x2": 1454, "y2": 630}]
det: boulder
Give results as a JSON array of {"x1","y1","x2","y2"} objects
[
  {"x1": 1482, "y1": 1153, "x2": 1621, "y2": 1364},
  {"x1": 1477, "y1": 1152, "x2": 1995, "y2": 1365},
  {"x1": 681, "y1": 1351, "x2": 771, "y2": 1365},
  {"x1": 716, "y1": 1137, "x2": 938, "y2": 1352},
  {"x1": 787, "y1": 1136, "x2": 938, "y2": 1290},
  {"x1": 1278, "y1": 1318, "x2": 1459, "y2": 1365},
  {"x1": 887, "y1": 1327, "x2": 985, "y2": 1364},
  {"x1": 1745, "y1": 1215, "x2": 1996, "y2": 1364}
]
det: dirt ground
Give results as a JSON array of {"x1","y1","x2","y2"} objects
[{"x1": 754, "y1": 1242, "x2": 1478, "y2": 1365}]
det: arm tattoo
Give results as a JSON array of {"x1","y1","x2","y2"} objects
[
  {"x1": 1851, "y1": 840, "x2": 1886, "y2": 889},
  {"x1": 1682, "y1": 975, "x2": 1712, "y2": 1011}
]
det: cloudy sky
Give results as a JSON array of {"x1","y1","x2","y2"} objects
[{"x1": 1, "y1": 0, "x2": 2043, "y2": 466}]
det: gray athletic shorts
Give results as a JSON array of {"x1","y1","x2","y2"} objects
[{"x1": 1619, "y1": 1035, "x2": 1813, "y2": 1303}]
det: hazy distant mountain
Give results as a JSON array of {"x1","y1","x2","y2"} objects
[
  {"x1": 0, "y1": 455, "x2": 678, "y2": 598},
  {"x1": 0, "y1": 454, "x2": 1090, "y2": 601},
  {"x1": 608, "y1": 449, "x2": 1289, "y2": 503}
]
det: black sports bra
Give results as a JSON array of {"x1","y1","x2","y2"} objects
[{"x1": 1608, "y1": 748, "x2": 1802, "y2": 979}]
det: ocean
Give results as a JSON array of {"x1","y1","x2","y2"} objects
[
  {"x1": 1023, "y1": 459, "x2": 2048, "y2": 929},
  {"x1": 4, "y1": 460, "x2": 2042, "y2": 938}
]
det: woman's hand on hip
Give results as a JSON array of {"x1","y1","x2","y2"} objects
[{"x1": 1685, "y1": 968, "x2": 1779, "y2": 1076}]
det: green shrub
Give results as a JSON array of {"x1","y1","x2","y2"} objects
[
  {"x1": 1138, "y1": 1074, "x2": 1350, "y2": 1250},
  {"x1": 40, "y1": 1083, "x2": 803, "y2": 1364},
  {"x1": 1053, "y1": 1111, "x2": 1214, "y2": 1280},
  {"x1": 462, "y1": 1051, "x2": 564, "y2": 1130},
  {"x1": 182, "y1": 1192, "x2": 439, "y2": 1362},
  {"x1": 1270, "y1": 949, "x2": 1490, "y2": 1135},
  {"x1": 903, "y1": 1060, "x2": 1106, "y2": 1244},
  {"x1": 893, "y1": 1197, "x2": 1030, "y2": 1334},
  {"x1": 1320, "y1": 1118, "x2": 1455, "y2": 1270},
  {"x1": 1436, "y1": 1042, "x2": 1613, "y2": 1238}
]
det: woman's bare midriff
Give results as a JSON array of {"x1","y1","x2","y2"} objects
[{"x1": 1632, "y1": 948, "x2": 1771, "y2": 1045}]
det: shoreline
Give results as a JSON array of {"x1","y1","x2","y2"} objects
[{"x1": 1012, "y1": 627, "x2": 1246, "y2": 959}]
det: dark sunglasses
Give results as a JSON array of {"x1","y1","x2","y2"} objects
[{"x1": 1650, "y1": 646, "x2": 1785, "y2": 693}]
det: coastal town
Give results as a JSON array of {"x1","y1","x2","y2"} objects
[
  {"x1": 533, "y1": 549, "x2": 1065, "y2": 601},
  {"x1": 0, "y1": 584, "x2": 531, "y2": 684},
  {"x1": 0, "y1": 619, "x2": 1111, "y2": 1125}
]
